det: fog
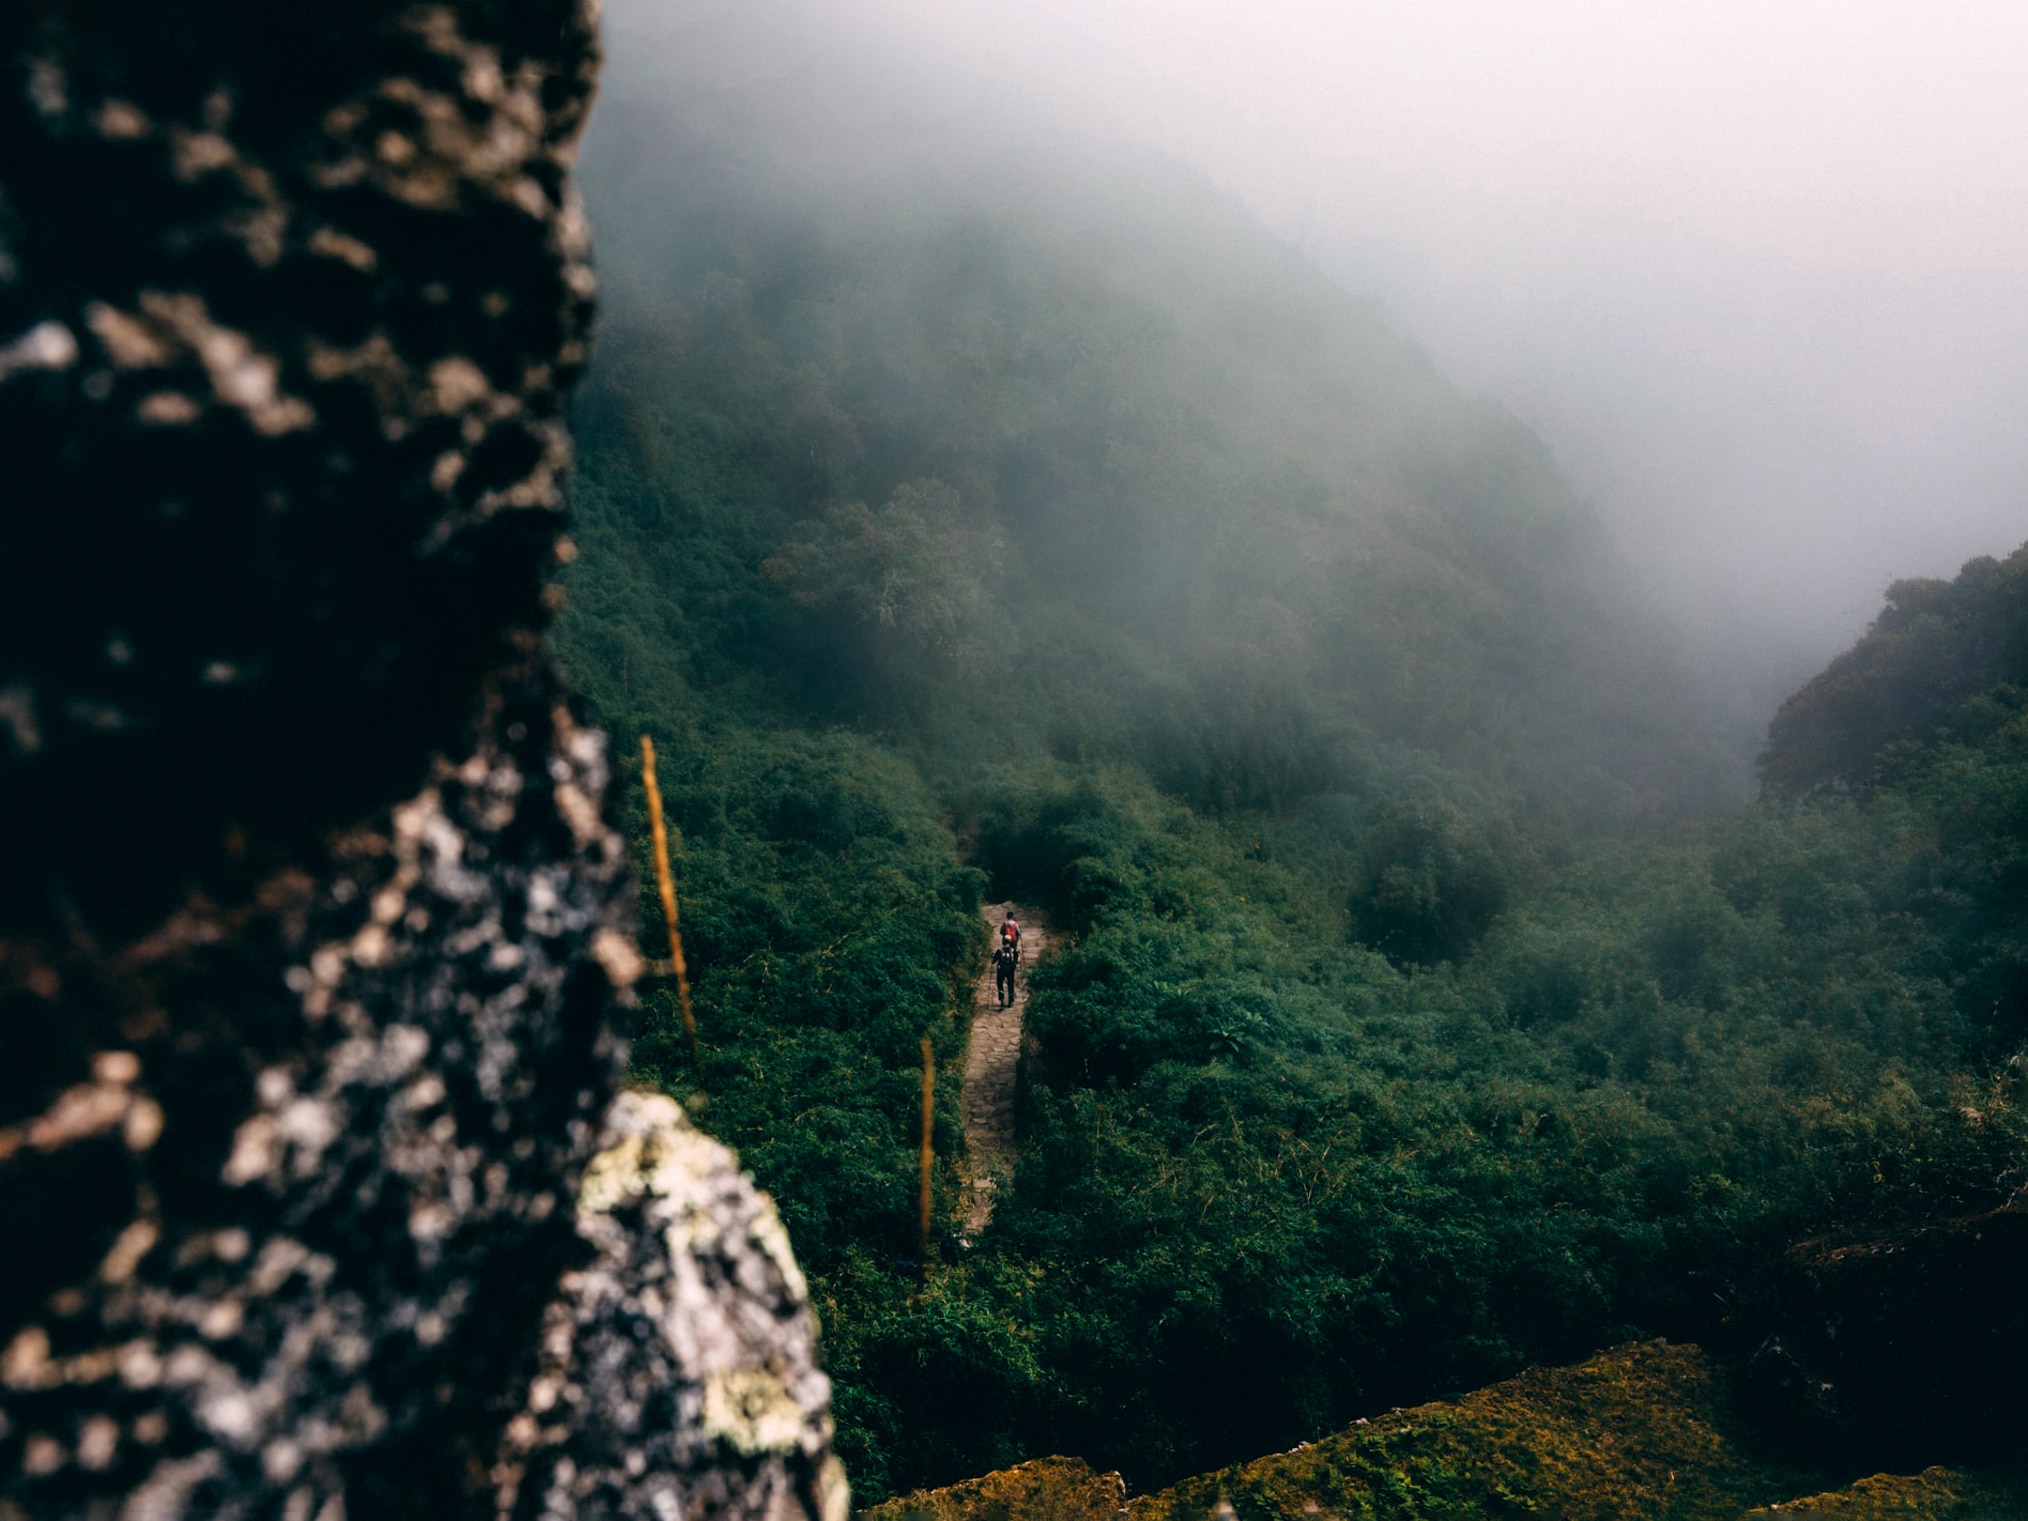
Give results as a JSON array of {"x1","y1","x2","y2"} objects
[{"x1": 595, "y1": 0, "x2": 2028, "y2": 721}]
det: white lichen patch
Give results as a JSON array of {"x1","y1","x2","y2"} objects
[
  {"x1": 82, "y1": 292, "x2": 316, "y2": 433},
  {"x1": 591, "y1": 928, "x2": 644, "y2": 989},
  {"x1": 0, "y1": 1054, "x2": 163, "y2": 1166},
  {"x1": 498, "y1": 1089, "x2": 840, "y2": 1517},
  {"x1": 0, "y1": 320, "x2": 79, "y2": 382},
  {"x1": 702, "y1": 1369, "x2": 805, "y2": 1458}
]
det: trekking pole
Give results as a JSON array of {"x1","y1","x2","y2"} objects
[
  {"x1": 919, "y1": 1036, "x2": 935, "y2": 1261},
  {"x1": 640, "y1": 736, "x2": 698, "y2": 1065}
]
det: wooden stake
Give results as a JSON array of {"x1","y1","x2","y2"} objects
[
  {"x1": 640, "y1": 736, "x2": 698, "y2": 1064},
  {"x1": 919, "y1": 1035, "x2": 936, "y2": 1260}
]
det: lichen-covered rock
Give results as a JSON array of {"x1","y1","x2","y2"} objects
[
  {"x1": 0, "y1": 0, "x2": 600, "y2": 938},
  {"x1": 0, "y1": 3, "x2": 840, "y2": 1516},
  {"x1": 498, "y1": 1092, "x2": 848, "y2": 1521},
  {"x1": 2, "y1": 685, "x2": 639, "y2": 1518}
]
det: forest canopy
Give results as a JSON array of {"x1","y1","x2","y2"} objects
[{"x1": 1761, "y1": 544, "x2": 2028, "y2": 796}]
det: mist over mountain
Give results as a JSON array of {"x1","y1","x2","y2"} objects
[
  {"x1": 592, "y1": 0, "x2": 2028, "y2": 741},
  {"x1": 550, "y1": 5, "x2": 2028, "y2": 1508},
  {"x1": 571, "y1": 25, "x2": 1743, "y2": 827}
]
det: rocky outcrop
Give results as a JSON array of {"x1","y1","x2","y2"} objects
[
  {"x1": 1744, "y1": 1195, "x2": 2028, "y2": 1467},
  {"x1": 0, "y1": 4, "x2": 840, "y2": 1517}
]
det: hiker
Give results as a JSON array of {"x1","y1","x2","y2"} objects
[
  {"x1": 994, "y1": 938, "x2": 1020, "y2": 1008},
  {"x1": 995, "y1": 913, "x2": 1022, "y2": 1006}
]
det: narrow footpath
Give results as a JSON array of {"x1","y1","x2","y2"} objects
[{"x1": 959, "y1": 901, "x2": 1050, "y2": 1238}]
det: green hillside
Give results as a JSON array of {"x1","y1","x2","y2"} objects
[{"x1": 553, "y1": 62, "x2": 2028, "y2": 1505}]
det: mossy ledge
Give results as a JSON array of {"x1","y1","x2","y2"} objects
[
  {"x1": 863, "y1": 1456, "x2": 1127, "y2": 1521},
  {"x1": 1746, "y1": 1468, "x2": 2026, "y2": 1520},
  {"x1": 860, "y1": 1342, "x2": 2027, "y2": 1521}
]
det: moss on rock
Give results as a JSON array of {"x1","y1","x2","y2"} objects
[
  {"x1": 853, "y1": 1342, "x2": 2026, "y2": 1521},
  {"x1": 1129, "y1": 1341, "x2": 1799, "y2": 1521},
  {"x1": 862, "y1": 1455, "x2": 1127, "y2": 1521},
  {"x1": 1747, "y1": 1467, "x2": 2028, "y2": 1519}
]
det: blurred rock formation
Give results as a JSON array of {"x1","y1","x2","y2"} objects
[{"x1": 0, "y1": 3, "x2": 841, "y2": 1516}]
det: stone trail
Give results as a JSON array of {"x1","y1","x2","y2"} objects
[{"x1": 960, "y1": 902, "x2": 1051, "y2": 1237}]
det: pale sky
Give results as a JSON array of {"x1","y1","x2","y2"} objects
[{"x1": 600, "y1": 0, "x2": 2028, "y2": 704}]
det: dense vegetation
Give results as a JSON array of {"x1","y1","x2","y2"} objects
[
  {"x1": 1761, "y1": 546, "x2": 2028, "y2": 797},
  {"x1": 554, "y1": 52, "x2": 2028, "y2": 1503}
]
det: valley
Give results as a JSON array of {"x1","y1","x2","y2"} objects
[{"x1": 552, "y1": 37, "x2": 2028, "y2": 1513}]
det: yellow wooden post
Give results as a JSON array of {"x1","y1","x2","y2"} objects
[{"x1": 640, "y1": 735, "x2": 698, "y2": 1064}]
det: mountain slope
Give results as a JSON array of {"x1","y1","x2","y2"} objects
[{"x1": 564, "y1": 53, "x2": 1740, "y2": 829}]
